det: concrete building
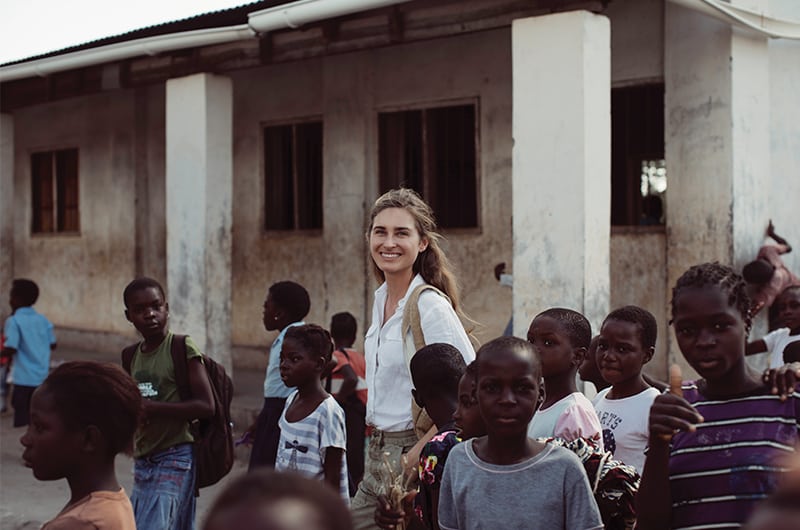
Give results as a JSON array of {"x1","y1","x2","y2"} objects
[{"x1": 1, "y1": 0, "x2": 798, "y2": 380}]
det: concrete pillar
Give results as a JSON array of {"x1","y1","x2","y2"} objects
[
  {"x1": 322, "y1": 55, "x2": 370, "y2": 334},
  {"x1": 0, "y1": 114, "x2": 12, "y2": 303},
  {"x1": 511, "y1": 11, "x2": 611, "y2": 336},
  {"x1": 665, "y1": 1, "x2": 770, "y2": 371},
  {"x1": 165, "y1": 74, "x2": 233, "y2": 372}
]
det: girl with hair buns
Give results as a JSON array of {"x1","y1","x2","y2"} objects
[{"x1": 350, "y1": 188, "x2": 475, "y2": 529}]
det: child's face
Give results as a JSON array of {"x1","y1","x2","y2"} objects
[
  {"x1": 776, "y1": 289, "x2": 800, "y2": 332},
  {"x1": 476, "y1": 347, "x2": 540, "y2": 437},
  {"x1": 597, "y1": 319, "x2": 653, "y2": 386},
  {"x1": 262, "y1": 293, "x2": 283, "y2": 332},
  {"x1": 578, "y1": 338, "x2": 604, "y2": 386},
  {"x1": 125, "y1": 287, "x2": 168, "y2": 339},
  {"x1": 527, "y1": 315, "x2": 580, "y2": 378},
  {"x1": 672, "y1": 286, "x2": 746, "y2": 382},
  {"x1": 20, "y1": 388, "x2": 82, "y2": 481},
  {"x1": 279, "y1": 337, "x2": 322, "y2": 387},
  {"x1": 453, "y1": 373, "x2": 485, "y2": 440},
  {"x1": 369, "y1": 207, "x2": 428, "y2": 278}
]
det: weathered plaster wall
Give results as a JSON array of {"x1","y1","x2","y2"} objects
[
  {"x1": 606, "y1": 0, "x2": 664, "y2": 84},
  {"x1": 229, "y1": 28, "x2": 513, "y2": 354},
  {"x1": 609, "y1": 231, "x2": 668, "y2": 379},
  {"x1": 12, "y1": 91, "x2": 143, "y2": 338}
]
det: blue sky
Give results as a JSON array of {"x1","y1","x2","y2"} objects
[{"x1": 0, "y1": 0, "x2": 250, "y2": 64}]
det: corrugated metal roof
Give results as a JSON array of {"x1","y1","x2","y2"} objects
[{"x1": 2, "y1": 0, "x2": 295, "y2": 67}]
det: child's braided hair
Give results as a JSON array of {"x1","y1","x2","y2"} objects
[{"x1": 670, "y1": 262, "x2": 752, "y2": 335}]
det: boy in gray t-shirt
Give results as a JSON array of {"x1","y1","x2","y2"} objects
[{"x1": 437, "y1": 337, "x2": 602, "y2": 530}]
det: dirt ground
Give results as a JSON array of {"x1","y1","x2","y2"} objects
[{"x1": 0, "y1": 402, "x2": 250, "y2": 530}]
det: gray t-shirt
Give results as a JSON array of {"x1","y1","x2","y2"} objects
[{"x1": 438, "y1": 439, "x2": 603, "y2": 530}]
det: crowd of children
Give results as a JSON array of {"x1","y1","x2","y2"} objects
[{"x1": 5, "y1": 197, "x2": 800, "y2": 529}]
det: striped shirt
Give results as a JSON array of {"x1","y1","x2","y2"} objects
[
  {"x1": 668, "y1": 382, "x2": 800, "y2": 529},
  {"x1": 276, "y1": 391, "x2": 349, "y2": 502}
]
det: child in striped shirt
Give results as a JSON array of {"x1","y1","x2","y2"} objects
[
  {"x1": 637, "y1": 263, "x2": 800, "y2": 530},
  {"x1": 275, "y1": 324, "x2": 349, "y2": 503}
]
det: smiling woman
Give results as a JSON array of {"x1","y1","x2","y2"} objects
[{"x1": 349, "y1": 188, "x2": 475, "y2": 530}]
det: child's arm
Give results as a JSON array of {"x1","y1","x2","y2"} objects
[
  {"x1": 334, "y1": 364, "x2": 359, "y2": 402},
  {"x1": 643, "y1": 373, "x2": 668, "y2": 392},
  {"x1": 636, "y1": 392, "x2": 703, "y2": 530},
  {"x1": 322, "y1": 446, "x2": 344, "y2": 490},
  {"x1": 143, "y1": 357, "x2": 214, "y2": 421},
  {"x1": 767, "y1": 220, "x2": 792, "y2": 253},
  {"x1": 746, "y1": 339, "x2": 768, "y2": 356}
]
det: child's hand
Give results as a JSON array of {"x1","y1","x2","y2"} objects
[
  {"x1": 375, "y1": 493, "x2": 413, "y2": 529},
  {"x1": 649, "y1": 393, "x2": 704, "y2": 442},
  {"x1": 762, "y1": 362, "x2": 800, "y2": 401}
]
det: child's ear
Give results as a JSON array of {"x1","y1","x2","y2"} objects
[
  {"x1": 412, "y1": 388, "x2": 425, "y2": 409},
  {"x1": 644, "y1": 346, "x2": 655, "y2": 364},
  {"x1": 124, "y1": 309, "x2": 132, "y2": 323},
  {"x1": 82, "y1": 425, "x2": 103, "y2": 454},
  {"x1": 572, "y1": 346, "x2": 587, "y2": 366}
]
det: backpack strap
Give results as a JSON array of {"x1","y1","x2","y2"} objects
[
  {"x1": 121, "y1": 343, "x2": 140, "y2": 374},
  {"x1": 400, "y1": 284, "x2": 451, "y2": 370},
  {"x1": 170, "y1": 334, "x2": 192, "y2": 401}
]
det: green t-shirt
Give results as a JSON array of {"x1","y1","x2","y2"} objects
[{"x1": 131, "y1": 332, "x2": 202, "y2": 458}]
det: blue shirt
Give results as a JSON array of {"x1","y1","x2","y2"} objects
[
  {"x1": 3, "y1": 307, "x2": 56, "y2": 386},
  {"x1": 263, "y1": 321, "x2": 304, "y2": 398}
]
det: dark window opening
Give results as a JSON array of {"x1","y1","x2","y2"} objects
[
  {"x1": 264, "y1": 121, "x2": 323, "y2": 231},
  {"x1": 379, "y1": 103, "x2": 478, "y2": 229},
  {"x1": 611, "y1": 84, "x2": 665, "y2": 226},
  {"x1": 31, "y1": 148, "x2": 79, "y2": 234}
]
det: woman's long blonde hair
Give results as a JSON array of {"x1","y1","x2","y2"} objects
[{"x1": 367, "y1": 188, "x2": 464, "y2": 314}]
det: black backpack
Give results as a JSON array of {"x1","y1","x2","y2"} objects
[{"x1": 122, "y1": 334, "x2": 235, "y2": 490}]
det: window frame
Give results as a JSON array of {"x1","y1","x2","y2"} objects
[
  {"x1": 261, "y1": 116, "x2": 324, "y2": 234},
  {"x1": 30, "y1": 147, "x2": 80, "y2": 236},
  {"x1": 376, "y1": 97, "x2": 481, "y2": 233},
  {"x1": 610, "y1": 82, "x2": 665, "y2": 229}
]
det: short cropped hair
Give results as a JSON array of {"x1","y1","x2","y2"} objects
[
  {"x1": 40, "y1": 361, "x2": 142, "y2": 457},
  {"x1": 269, "y1": 281, "x2": 310, "y2": 323},
  {"x1": 123, "y1": 277, "x2": 166, "y2": 308},
  {"x1": 410, "y1": 343, "x2": 466, "y2": 401},
  {"x1": 284, "y1": 324, "x2": 334, "y2": 365},
  {"x1": 330, "y1": 312, "x2": 357, "y2": 342},
  {"x1": 603, "y1": 305, "x2": 658, "y2": 350},
  {"x1": 476, "y1": 336, "x2": 541, "y2": 380},
  {"x1": 536, "y1": 308, "x2": 592, "y2": 349},
  {"x1": 671, "y1": 262, "x2": 752, "y2": 334},
  {"x1": 202, "y1": 469, "x2": 352, "y2": 530},
  {"x1": 12, "y1": 278, "x2": 39, "y2": 306},
  {"x1": 742, "y1": 259, "x2": 775, "y2": 285}
]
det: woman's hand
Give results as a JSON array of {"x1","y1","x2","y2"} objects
[
  {"x1": 763, "y1": 362, "x2": 800, "y2": 401},
  {"x1": 375, "y1": 493, "x2": 415, "y2": 529}
]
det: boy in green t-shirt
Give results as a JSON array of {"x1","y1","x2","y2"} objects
[{"x1": 122, "y1": 277, "x2": 214, "y2": 530}]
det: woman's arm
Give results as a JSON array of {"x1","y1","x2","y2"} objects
[{"x1": 746, "y1": 339, "x2": 768, "y2": 356}]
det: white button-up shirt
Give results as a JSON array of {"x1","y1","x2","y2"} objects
[{"x1": 365, "y1": 274, "x2": 475, "y2": 431}]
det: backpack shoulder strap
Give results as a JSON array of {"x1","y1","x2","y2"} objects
[
  {"x1": 400, "y1": 284, "x2": 451, "y2": 368},
  {"x1": 121, "y1": 343, "x2": 140, "y2": 374},
  {"x1": 170, "y1": 334, "x2": 192, "y2": 401}
]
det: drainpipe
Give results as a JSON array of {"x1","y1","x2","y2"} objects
[
  {"x1": 0, "y1": 25, "x2": 255, "y2": 82},
  {"x1": 668, "y1": 0, "x2": 800, "y2": 39},
  {"x1": 248, "y1": 0, "x2": 412, "y2": 31},
  {"x1": 0, "y1": 0, "x2": 412, "y2": 83}
]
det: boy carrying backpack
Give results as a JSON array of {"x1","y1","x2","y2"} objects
[{"x1": 121, "y1": 277, "x2": 232, "y2": 530}]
